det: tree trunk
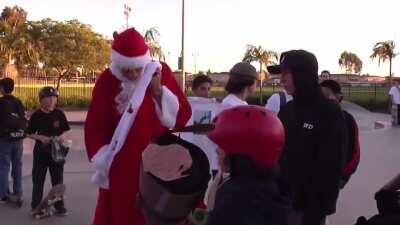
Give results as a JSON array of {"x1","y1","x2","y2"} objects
[
  {"x1": 389, "y1": 57, "x2": 392, "y2": 85},
  {"x1": 56, "y1": 72, "x2": 64, "y2": 90},
  {"x1": 259, "y1": 62, "x2": 263, "y2": 105},
  {"x1": 8, "y1": 53, "x2": 13, "y2": 65}
]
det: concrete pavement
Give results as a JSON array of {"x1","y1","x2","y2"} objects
[
  {"x1": 0, "y1": 125, "x2": 96, "y2": 225},
  {"x1": 0, "y1": 107, "x2": 398, "y2": 225},
  {"x1": 64, "y1": 111, "x2": 87, "y2": 126},
  {"x1": 331, "y1": 127, "x2": 400, "y2": 224}
]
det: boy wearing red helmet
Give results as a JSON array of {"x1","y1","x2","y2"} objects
[{"x1": 206, "y1": 105, "x2": 291, "y2": 225}]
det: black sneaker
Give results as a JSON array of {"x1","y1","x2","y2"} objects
[
  {"x1": 8, "y1": 194, "x2": 23, "y2": 208},
  {"x1": 54, "y1": 208, "x2": 68, "y2": 217},
  {"x1": 0, "y1": 197, "x2": 8, "y2": 204}
]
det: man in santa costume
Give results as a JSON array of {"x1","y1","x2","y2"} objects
[{"x1": 84, "y1": 28, "x2": 191, "y2": 225}]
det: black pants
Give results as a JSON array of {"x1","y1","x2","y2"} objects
[
  {"x1": 31, "y1": 148, "x2": 65, "y2": 210},
  {"x1": 393, "y1": 104, "x2": 400, "y2": 125}
]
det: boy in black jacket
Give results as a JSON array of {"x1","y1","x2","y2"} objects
[
  {"x1": 268, "y1": 50, "x2": 347, "y2": 225},
  {"x1": 0, "y1": 78, "x2": 26, "y2": 205},
  {"x1": 27, "y1": 87, "x2": 70, "y2": 217},
  {"x1": 320, "y1": 79, "x2": 360, "y2": 188}
]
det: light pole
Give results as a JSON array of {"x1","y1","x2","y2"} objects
[
  {"x1": 124, "y1": 4, "x2": 132, "y2": 29},
  {"x1": 192, "y1": 53, "x2": 199, "y2": 74},
  {"x1": 181, "y1": 0, "x2": 185, "y2": 91},
  {"x1": 167, "y1": 51, "x2": 171, "y2": 64}
]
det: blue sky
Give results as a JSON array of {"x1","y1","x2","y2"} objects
[{"x1": 1, "y1": 0, "x2": 400, "y2": 76}]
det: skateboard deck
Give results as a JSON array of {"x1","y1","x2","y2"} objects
[{"x1": 31, "y1": 184, "x2": 66, "y2": 219}]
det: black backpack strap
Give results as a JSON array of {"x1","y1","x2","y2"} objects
[
  {"x1": 6, "y1": 96, "x2": 25, "y2": 118},
  {"x1": 278, "y1": 91, "x2": 286, "y2": 109}
]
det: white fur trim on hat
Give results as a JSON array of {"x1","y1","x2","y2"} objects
[{"x1": 111, "y1": 49, "x2": 152, "y2": 69}]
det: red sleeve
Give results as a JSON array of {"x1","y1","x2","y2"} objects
[
  {"x1": 160, "y1": 62, "x2": 191, "y2": 130},
  {"x1": 343, "y1": 120, "x2": 360, "y2": 176},
  {"x1": 84, "y1": 70, "x2": 118, "y2": 161}
]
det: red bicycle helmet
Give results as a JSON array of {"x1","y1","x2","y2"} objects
[{"x1": 208, "y1": 105, "x2": 285, "y2": 168}]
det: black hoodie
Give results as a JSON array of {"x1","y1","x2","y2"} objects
[{"x1": 278, "y1": 60, "x2": 347, "y2": 224}]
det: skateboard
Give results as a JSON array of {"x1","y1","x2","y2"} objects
[{"x1": 31, "y1": 184, "x2": 66, "y2": 219}]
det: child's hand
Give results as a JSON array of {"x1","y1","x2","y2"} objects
[{"x1": 39, "y1": 136, "x2": 51, "y2": 144}]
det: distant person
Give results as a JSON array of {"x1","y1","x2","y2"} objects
[
  {"x1": 27, "y1": 87, "x2": 70, "y2": 217},
  {"x1": 320, "y1": 70, "x2": 331, "y2": 80},
  {"x1": 320, "y1": 80, "x2": 360, "y2": 188},
  {"x1": 192, "y1": 75, "x2": 213, "y2": 98},
  {"x1": 268, "y1": 50, "x2": 347, "y2": 225},
  {"x1": 0, "y1": 78, "x2": 26, "y2": 206},
  {"x1": 265, "y1": 79, "x2": 293, "y2": 115},
  {"x1": 206, "y1": 105, "x2": 291, "y2": 225},
  {"x1": 389, "y1": 78, "x2": 400, "y2": 125},
  {"x1": 182, "y1": 75, "x2": 221, "y2": 176},
  {"x1": 222, "y1": 62, "x2": 257, "y2": 107}
]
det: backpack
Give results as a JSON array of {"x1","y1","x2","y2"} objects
[
  {"x1": 278, "y1": 91, "x2": 287, "y2": 111},
  {"x1": 0, "y1": 95, "x2": 27, "y2": 141}
]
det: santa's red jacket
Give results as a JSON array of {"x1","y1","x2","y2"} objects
[{"x1": 85, "y1": 62, "x2": 191, "y2": 225}]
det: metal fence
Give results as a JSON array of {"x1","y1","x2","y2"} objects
[
  {"x1": 13, "y1": 76, "x2": 96, "y2": 110},
  {"x1": 9, "y1": 76, "x2": 391, "y2": 111}
]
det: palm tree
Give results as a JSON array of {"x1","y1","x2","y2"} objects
[
  {"x1": 338, "y1": 51, "x2": 363, "y2": 74},
  {"x1": 144, "y1": 27, "x2": 165, "y2": 61},
  {"x1": 243, "y1": 44, "x2": 278, "y2": 104},
  {"x1": 370, "y1": 40, "x2": 397, "y2": 83}
]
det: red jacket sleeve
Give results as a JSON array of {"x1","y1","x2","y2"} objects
[
  {"x1": 342, "y1": 120, "x2": 360, "y2": 176},
  {"x1": 84, "y1": 70, "x2": 118, "y2": 161},
  {"x1": 160, "y1": 62, "x2": 191, "y2": 130}
]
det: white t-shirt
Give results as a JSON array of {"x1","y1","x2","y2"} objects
[
  {"x1": 180, "y1": 97, "x2": 223, "y2": 171},
  {"x1": 389, "y1": 86, "x2": 400, "y2": 105},
  {"x1": 221, "y1": 94, "x2": 248, "y2": 108},
  {"x1": 265, "y1": 91, "x2": 293, "y2": 115}
]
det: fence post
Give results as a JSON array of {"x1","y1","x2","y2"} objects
[
  {"x1": 374, "y1": 83, "x2": 377, "y2": 105},
  {"x1": 348, "y1": 85, "x2": 351, "y2": 97}
]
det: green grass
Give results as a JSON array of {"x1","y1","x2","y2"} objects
[
  {"x1": 13, "y1": 85, "x2": 390, "y2": 113},
  {"x1": 14, "y1": 86, "x2": 93, "y2": 111}
]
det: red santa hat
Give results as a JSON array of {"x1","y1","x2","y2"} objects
[{"x1": 111, "y1": 28, "x2": 152, "y2": 69}]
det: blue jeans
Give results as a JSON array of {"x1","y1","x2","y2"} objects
[{"x1": 0, "y1": 138, "x2": 23, "y2": 199}]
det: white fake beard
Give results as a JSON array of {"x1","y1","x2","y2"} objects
[{"x1": 115, "y1": 82, "x2": 136, "y2": 114}]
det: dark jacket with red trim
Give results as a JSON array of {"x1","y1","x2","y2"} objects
[
  {"x1": 277, "y1": 65, "x2": 347, "y2": 224},
  {"x1": 340, "y1": 110, "x2": 360, "y2": 188}
]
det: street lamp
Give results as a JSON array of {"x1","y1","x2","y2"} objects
[
  {"x1": 167, "y1": 51, "x2": 171, "y2": 64},
  {"x1": 124, "y1": 4, "x2": 132, "y2": 29},
  {"x1": 192, "y1": 53, "x2": 199, "y2": 74},
  {"x1": 181, "y1": 0, "x2": 185, "y2": 91}
]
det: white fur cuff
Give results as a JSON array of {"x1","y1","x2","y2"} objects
[
  {"x1": 91, "y1": 144, "x2": 111, "y2": 171},
  {"x1": 91, "y1": 171, "x2": 109, "y2": 189},
  {"x1": 154, "y1": 86, "x2": 179, "y2": 129}
]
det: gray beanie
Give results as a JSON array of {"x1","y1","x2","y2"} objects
[{"x1": 229, "y1": 62, "x2": 257, "y2": 79}]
